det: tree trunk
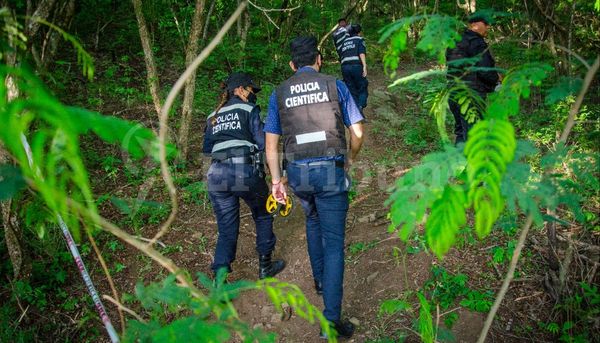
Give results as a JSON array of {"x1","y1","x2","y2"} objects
[
  {"x1": 202, "y1": 0, "x2": 216, "y2": 40},
  {"x1": 26, "y1": 0, "x2": 57, "y2": 38},
  {"x1": 457, "y1": 0, "x2": 476, "y2": 14},
  {"x1": 178, "y1": 0, "x2": 206, "y2": 161},
  {"x1": 132, "y1": 0, "x2": 163, "y2": 116},
  {"x1": 239, "y1": 9, "x2": 250, "y2": 50},
  {"x1": 236, "y1": 0, "x2": 242, "y2": 36},
  {"x1": 41, "y1": 0, "x2": 75, "y2": 69},
  {"x1": 1, "y1": 23, "x2": 31, "y2": 279}
]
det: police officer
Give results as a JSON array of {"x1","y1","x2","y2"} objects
[
  {"x1": 264, "y1": 36, "x2": 364, "y2": 339},
  {"x1": 203, "y1": 72, "x2": 286, "y2": 279},
  {"x1": 332, "y1": 17, "x2": 349, "y2": 59},
  {"x1": 339, "y1": 24, "x2": 369, "y2": 114},
  {"x1": 446, "y1": 11, "x2": 500, "y2": 143}
]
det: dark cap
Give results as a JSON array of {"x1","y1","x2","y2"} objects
[
  {"x1": 348, "y1": 23, "x2": 362, "y2": 35},
  {"x1": 224, "y1": 72, "x2": 261, "y2": 93},
  {"x1": 290, "y1": 36, "x2": 318, "y2": 59},
  {"x1": 468, "y1": 11, "x2": 494, "y2": 25}
]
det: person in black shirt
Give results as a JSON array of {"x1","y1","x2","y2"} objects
[{"x1": 446, "y1": 12, "x2": 500, "y2": 143}]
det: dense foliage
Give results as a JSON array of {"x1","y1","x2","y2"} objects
[{"x1": 1, "y1": 0, "x2": 598, "y2": 342}]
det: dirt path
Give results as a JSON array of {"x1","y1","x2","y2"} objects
[
  {"x1": 193, "y1": 70, "x2": 486, "y2": 343},
  {"x1": 96, "y1": 67, "x2": 497, "y2": 343}
]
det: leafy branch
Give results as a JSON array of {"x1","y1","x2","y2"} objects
[{"x1": 477, "y1": 55, "x2": 599, "y2": 343}]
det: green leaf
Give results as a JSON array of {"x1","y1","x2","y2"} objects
[
  {"x1": 66, "y1": 107, "x2": 174, "y2": 161},
  {"x1": 417, "y1": 292, "x2": 434, "y2": 343},
  {"x1": 487, "y1": 63, "x2": 553, "y2": 120},
  {"x1": 0, "y1": 164, "x2": 26, "y2": 200},
  {"x1": 152, "y1": 317, "x2": 230, "y2": 343},
  {"x1": 379, "y1": 299, "x2": 412, "y2": 316},
  {"x1": 426, "y1": 184, "x2": 468, "y2": 258},
  {"x1": 388, "y1": 69, "x2": 446, "y2": 88},
  {"x1": 415, "y1": 15, "x2": 463, "y2": 63},
  {"x1": 386, "y1": 145, "x2": 467, "y2": 241},
  {"x1": 545, "y1": 77, "x2": 583, "y2": 105},
  {"x1": 465, "y1": 119, "x2": 517, "y2": 238}
]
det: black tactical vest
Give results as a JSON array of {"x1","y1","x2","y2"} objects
[
  {"x1": 276, "y1": 72, "x2": 346, "y2": 162},
  {"x1": 339, "y1": 36, "x2": 363, "y2": 65},
  {"x1": 206, "y1": 101, "x2": 257, "y2": 159},
  {"x1": 333, "y1": 27, "x2": 349, "y2": 58}
]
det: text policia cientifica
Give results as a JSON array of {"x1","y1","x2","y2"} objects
[{"x1": 285, "y1": 82, "x2": 330, "y2": 108}]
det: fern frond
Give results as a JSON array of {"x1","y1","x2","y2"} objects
[
  {"x1": 386, "y1": 145, "x2": 466, "y2": 240},
  {"x1": 425, "y1": 184, "x2": 467, "y2": 258},
  {"x1": 465, "y1": 119, "x2": 516, "y2": 238}
]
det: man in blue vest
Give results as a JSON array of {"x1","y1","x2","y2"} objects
[
  {"x1": 203, "y1": 72, "x2": 285, "y2": 280},
  {"x1": 264, "y1": 36, "x2": 365, "y2": 339},
  {"x1": 339, "y1": 24, "x2": 368, "y2": 115}
]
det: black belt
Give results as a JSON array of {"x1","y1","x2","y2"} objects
[
  {"x1": 213, "y1": 156, "x2": 253, "y2": 164},
  {"x1": 294, "y1": 160, "x2": 345, "y2": 168}
]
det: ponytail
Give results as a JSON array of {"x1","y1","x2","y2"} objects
[{"x1": 211, "y1": 82, "x2": 232, "y2": 125}]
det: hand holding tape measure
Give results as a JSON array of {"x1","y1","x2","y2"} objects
[
  {"x1": 266, "y1": 193, "x2": 293, "y2": 217},
  {"x1": 267, "y1": 176, "x2": 293, "y2": 217}
]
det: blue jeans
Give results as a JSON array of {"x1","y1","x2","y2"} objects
[
  {"x1": 207, "y1": 162, "x2": 275, "y2": 272},
  {"x1": 342, "y1": 63, "x2": 368, "y2": 110},
  {"x1": 286, "y1": 161, "x2": 350, "y2": 321}
]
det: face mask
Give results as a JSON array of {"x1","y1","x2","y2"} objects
[{"x1": 247, "y1": 92, "x2": 257, "y2": 104}]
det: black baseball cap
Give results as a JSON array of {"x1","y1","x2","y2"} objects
[
  {"x1": 290, "y1": 36, "x2": 318, "y2": 58},
  {"x1": 225, "y1": 72, "x2": 261, "y2": 93}
]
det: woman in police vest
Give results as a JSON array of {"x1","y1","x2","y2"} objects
[{"x1": 203, "y1": 72, "x2": 285, "y2": 279}]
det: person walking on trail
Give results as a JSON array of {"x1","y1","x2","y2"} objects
[
  {"x1": 264, "y1": 36, "x2": 365, "y2": 339},
  {"x1": 446, "y1": 11, "x2": 500, "y2": 144},
  {"x1": 339, "y1": 24, "x2": 369, "y2": 115},
  {"x1": 203, "y1": 72, "x2": 286, "y2": 280},
  {"x1": 332, "y1": 18, "x2": 349, "y2": 60}
]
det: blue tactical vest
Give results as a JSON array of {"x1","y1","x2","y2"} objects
[
  {"x1": 276, "y1": 72, "x2": 346, "y2": 162},
  {"x1": 339, "y1": 36, "x2": 364, "y2": 65},
  {"x1": 206, "y1": 101, "x2": 257, "y2": 160}
]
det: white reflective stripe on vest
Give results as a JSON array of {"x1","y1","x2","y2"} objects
[
  {"x1": 295, "y1": 131, "x2": 327, "y2": 145},
  {"x1": 212, "y1": 139, "x2": 257, "y2": 153},
  {"x1": 208, "y1": 103, "x2": 254, "y2": 119},
  {"x1": 341, "y1": 56, "x2": 360, "y2": 64}
]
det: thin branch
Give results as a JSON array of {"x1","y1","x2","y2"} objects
[
  {"x1": 532, "y1": 0, "x2": 567, "y2": 33},
  {"x1": 147, "y1": 1, "x2": 248, "y2": 247},
  {"x1": 559, "y1": 56, "x2": 600, "y2": 143},
  {"x1": 530, "y1": 40, "x2": 592, "y2": 70},
  {"x1": 246, "y1": 0, "x2": 298, "y2": 30},
  {"x1": 103, "y1": 295, "x2": 146, "y2": 323},
  {"x1": 247, "y1": 0, "x2": 299, "y2": 13},
  {"x1": 86, "y1": 228, "x2": 126, "y2": 334},
  {"x1": 477, "y1": 216, "x2": 533, "y2": 343},
  {"x1": 477, "y1": 54, "x2": 600, "y2": 343},
  {"x1": 69, "y1": 200, "x2": 203, "y2": 299}
]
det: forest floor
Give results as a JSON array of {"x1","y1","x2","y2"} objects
[{"x1": 81, "y1": 66, "x2": 553, "y2": 343}]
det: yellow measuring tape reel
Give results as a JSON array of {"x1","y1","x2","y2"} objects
[{"x1": 266, "y1": 194, "x2": 293, "y2": 217}]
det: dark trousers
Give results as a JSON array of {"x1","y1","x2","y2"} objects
[
  {"x1": 341, "y1": 63, "x2": 368, "y2": 110},
  {"x1": 207, "y1": 162, "x2": 275, "y2": 273},
  {"x1": 448, "y1": 91, "x2": 487, "y2": 144},
  {"x1": 286, "y1": 161, "x2": 349, "y2": 322}
]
